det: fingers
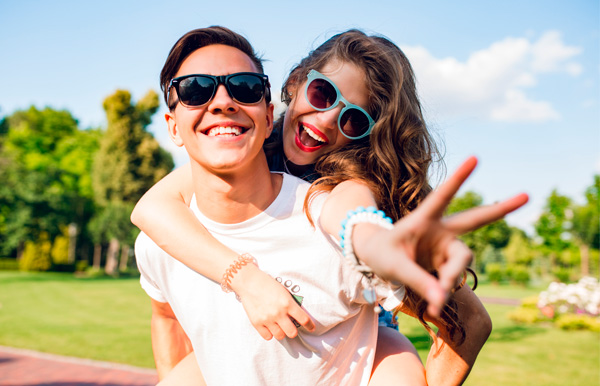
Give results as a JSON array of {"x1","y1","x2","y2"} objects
[
  {"x1": 390, "y1": 258, "x2": 447, "y2": 318},
  {"x1": 437, "y1": 239, "x2": 473, "y2": 294},
  {"x1": 263, "y1": 306, "x2": 313, "y2": 341},
  {"x1": 289, "y1": 305, "x2": 315, "y2": 332},
  {"x1": 445, "y1": 193, "x2": 529, "y2": 234},
  {"x1": 255, "y1": 325, "x2": 274, "y2": 340},
  {"x1": 417, "y1": 156, "x2": 478, "y2": 219}
]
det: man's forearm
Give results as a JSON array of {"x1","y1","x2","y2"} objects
[
  {"x1": 424, "y1": 286, "x2": 492, "y2": 386},
  {"x1": 151, "y1": 301, "x2": 193, "y2": 380}
]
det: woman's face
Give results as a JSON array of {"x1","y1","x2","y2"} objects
[{"x1": 282, "y1": 60, "x2": 370, "y2": 166}]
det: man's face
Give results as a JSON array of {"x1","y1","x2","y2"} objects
[{"x1": 166, "y1": 44, "x2": 274, "y2": 175}]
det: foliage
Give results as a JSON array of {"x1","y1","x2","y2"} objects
[
  {"x1": 19, "y1": 232, "x2": 52, "y2": 271},
  {"x1": 571, "y1": 175, "x2": 600, "y2": 249},
  {"x1": 447, "y1": 191, "x2": 512, "y2": 270},
  {"x1": 486, "y1": 263, "x2": 504, "y2": 283},
  {"x1": 50, "y1": 226, "x2": 70, "y2": 265},
  {"x1": 90, "y1": 90, "x2": 173, "y2": 272},
  {"x1": 0, "y1": 106, "x2": 100, "y2": 255},
  {"x1": 555, "y1": 313, "x2": 600, "y2": 331},
  {"x1": 0, "y1": 258, "x2": 19, "y2": 270},
  {"x1": 552, "y1": 267, "x2": 571, "y2": 283},
  {"x1": 504, "y1": 229, "x2": 534, "y2": 265},
  {"x1": 506, "y1": 264, "x2": 530, "y2": 286},
  {"x1": 92, "y1": 90, "x2": 173, "y2": 206},
  {"x1": 534, "y1": 189, "x2": 572, "y2": 253},
  {"x1": 507, "y1": 305, "x2": 544, "y2": 324}
]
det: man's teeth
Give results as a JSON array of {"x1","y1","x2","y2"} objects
[
  {"x1": 207, "y1": 126, "x2": 242, "y2": 137},
  {"x1": 302, "y1": 126, "x2": 326, "y2": 142}
]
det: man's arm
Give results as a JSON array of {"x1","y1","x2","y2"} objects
[
  {"x1": 150, "y1": 299, "x2": 193, "y2": 381},
  {"x1": 398, "y1": 285, "x2": 492, "y2": 386}
]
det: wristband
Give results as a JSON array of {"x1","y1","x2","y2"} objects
[
  {"x1": 221, "y1": 253, "x2": 257, "y2": 293},
  {"x1": 339, "y1": 206, "x2": 394, "y2": 313}
]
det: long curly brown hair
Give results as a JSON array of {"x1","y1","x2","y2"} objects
[{"x1": 283, "y1": 29, "x2": 471, "y2": 347}]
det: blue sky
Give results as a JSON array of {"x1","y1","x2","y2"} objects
[{"x1": 1, "y1": 0, "x2": 598, "y2": 233}]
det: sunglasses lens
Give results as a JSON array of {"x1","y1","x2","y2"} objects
[
  {"x1": 340, "y1": 109, "x2": 371, "y2": 138},
  {"x1": 307, "y1": 78, "x2": 337, "y2": 109},
  {"x1": 178, "y1": 76, "x2": 215, "y2": 106},
  {"x1": 228, "y1": 74, "x2": 265, "y2": 104}
]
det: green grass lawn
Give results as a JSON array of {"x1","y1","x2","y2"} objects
[
  {"x1": 397, "y1": 280, "x2": 600, "y2": 386},
  {"x1": 1, "y1": 271, "x2": 599, "y2": 384},
  {"x1": 0, "y1": 271, "x2": 155, "y2": 368}
]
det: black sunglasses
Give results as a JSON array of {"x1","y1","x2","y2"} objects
[{"x1": 168, "y1": 72, "x2": 270, "y2": 109}]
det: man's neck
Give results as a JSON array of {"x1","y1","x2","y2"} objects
[{"x1": 190, "y1": 158, "x2": 282, "y2": 224}]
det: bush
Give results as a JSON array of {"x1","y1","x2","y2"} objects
[
  {"x1": 75, "y1": 260, "x2": 89, "y2": 272},
  {"x1": 507, "y1": 307, "x2": 544, "y2": 324},
  {"x1": 509, "y1": 265, "x2": 530, "y2": 286},
  {"x1": 553, "y1": 267, "x2": 571, "y2": 283},
  {"x1": 555, "y1": 314, "x2": 600, "y2": 332},
  {"x1": 51, "y1": 233, "x2": 70, "y2": 265},
  {"x1": 0, "y1": 258, "x2": 19, "y2": 271},
  {"x1": 486, "y1": 263, "x2": 504, "y2": 283},
  {"x1": 19, "y1": 233, "x2": 52, "y2": 272}
]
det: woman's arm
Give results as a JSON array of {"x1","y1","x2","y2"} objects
[
  {"x1": 320, "y1": 157, "x2": 528, "y2": 317},
  {"x1": 132, "y1": 165, "x2": 315, "y2": 340}
]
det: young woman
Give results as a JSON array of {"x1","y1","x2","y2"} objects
[{"x1": 133, "y1": 28, "x2": 526, "y2": 385}]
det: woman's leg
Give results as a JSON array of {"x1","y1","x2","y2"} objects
[
  {"x1": 369, "y1": 326, "x2": 426, "y2": 386},
  {"x1": 157, "y1": 351, "x2": 207, "y2": 386}
]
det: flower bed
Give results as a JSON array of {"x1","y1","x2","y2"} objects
[{"x1": 508, "y1": 277, "x2": 600, "y2": 331}]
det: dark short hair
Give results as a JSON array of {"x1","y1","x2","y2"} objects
[{"x1": 160, "y1": 26, "x2": 270, "y2": 109}]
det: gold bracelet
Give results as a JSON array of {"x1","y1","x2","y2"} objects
[{"x1": 220, "y1": 253, "x2": 257, "y2": 293}]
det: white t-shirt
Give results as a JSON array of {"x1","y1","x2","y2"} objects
[{"x1": 135, "y1": 173, "x2": 404, "y2": 386}]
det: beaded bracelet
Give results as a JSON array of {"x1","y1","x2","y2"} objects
[
  {"x1": 339, "y1": 206, "x2": 394, "y2": 313},
  {"x1": 221, "y1": 253, "x2": 257, "y2": 293}
]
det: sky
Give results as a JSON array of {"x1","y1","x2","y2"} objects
[{"x1": 0, "y1": 0, "x2": 598, "y2": 233}]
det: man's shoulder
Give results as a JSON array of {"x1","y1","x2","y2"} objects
[{"x1": 134, "y1": 231, "x2": 165, "y2": 258}]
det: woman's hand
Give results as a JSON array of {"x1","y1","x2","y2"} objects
[{"x1": 353, "y1": 157, "x2": 528, "y2": 317}]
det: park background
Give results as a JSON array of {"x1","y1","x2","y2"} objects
[{"x1": 0, "y1": 1, "x2": 598, "y2": 385}]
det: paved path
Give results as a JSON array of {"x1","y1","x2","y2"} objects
[{"x1": 0, "y1": 346, "x2": 158, "y2": 386}]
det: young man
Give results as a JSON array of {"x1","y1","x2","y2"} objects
[{"x1": 135, "y1": 26, "x2": 526, "y2": 385}]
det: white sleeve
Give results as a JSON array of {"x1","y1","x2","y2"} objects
[{"x1": 135, "y1": 232, "x2": 167, "y2": 303}]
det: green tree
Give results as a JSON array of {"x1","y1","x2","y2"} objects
[
  {"x1": 504, "y1": 229, "x2": 534, "y2": 266},
  {"x1": 92, "y1": 90, "x2": 173, "y2": 274},
  {"x1": 0, "y1": 107, "x2": 99, "y2": 257},
  {"x1": 571, "y1": 175, "x2": 600, "y2": 276},
  {"x1": 535, "y1": 190, "x2": 573, "y2": 274},
  {"x1": 447, "y1": 191, "x2": 512, "y2": 271}
]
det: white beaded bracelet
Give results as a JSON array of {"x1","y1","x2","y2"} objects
[{"x1": 339, "y1": 206, "x2": 394, "y2": 313}]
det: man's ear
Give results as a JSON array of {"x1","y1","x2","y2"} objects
[
  {"x1": 165, "y1": 112, "x2": 184, "y2": 147},
  {"x1": 265, "y1": 102, "x2": 275, "y2": 139}
]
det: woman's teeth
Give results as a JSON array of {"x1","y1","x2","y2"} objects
[
  {"x1": 207, "y1": 126, "x2": 242, "y2": 137},
  {"x1": 302, "y1": 126, "x2": 326, "y2": 143}
]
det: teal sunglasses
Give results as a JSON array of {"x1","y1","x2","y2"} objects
[{"x1": 304, "y1": 69, "x2": 375, "y2": 140}]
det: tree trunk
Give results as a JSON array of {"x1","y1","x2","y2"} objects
[
  {"x1": 67, "y1": 223, "x2": 78, "y2": 264},
  {"x1": 105, "y1": 238, "x2": 120, "y2": 275},
  {"x1": 580, "y1": 243, "x2": 590, "y2": 277},
  {"x1": 119, "y1": 245, "x2": 130, "y2": 271},
  {"x1": 93, "y1": 244, "x2": 102, "y2": 270},
  {"x1": 16, "y1": 241, "x2": 24, "y2": 260}
]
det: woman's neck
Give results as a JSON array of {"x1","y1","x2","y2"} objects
[{"x1": 284, "y1": 157, "x2": 314, "y2": 177}]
